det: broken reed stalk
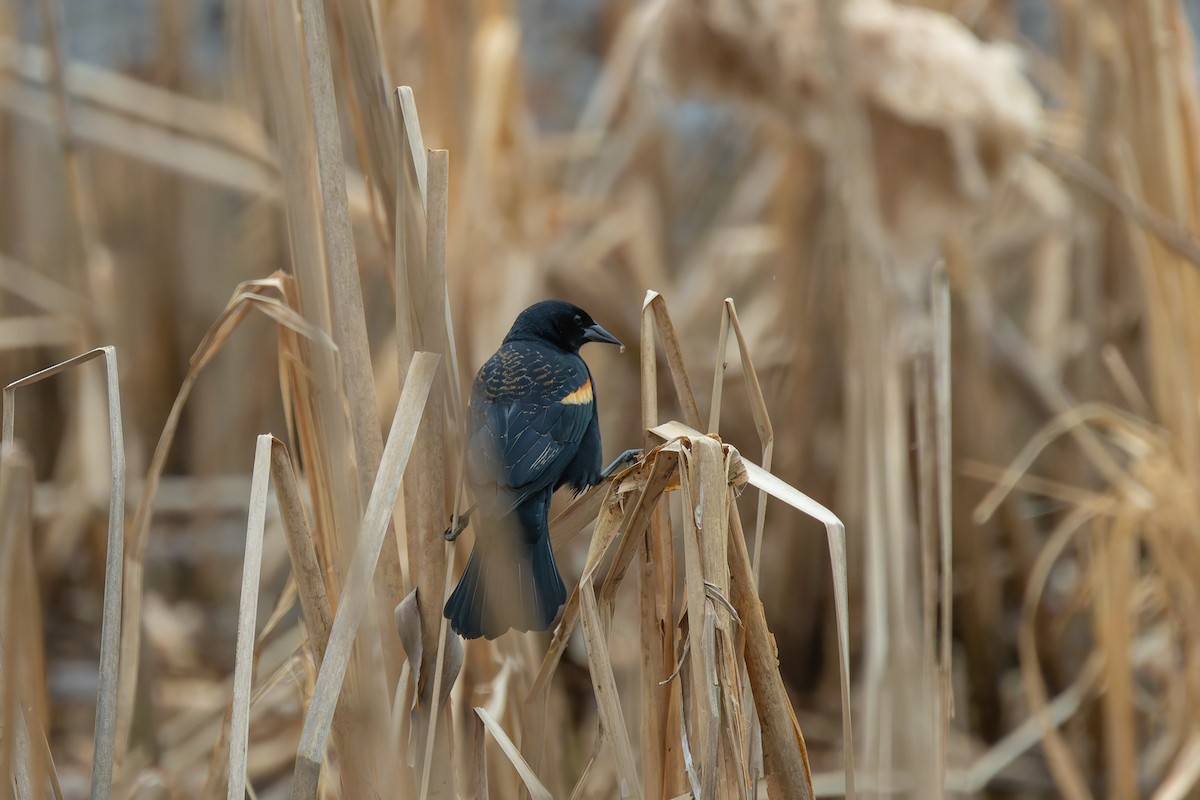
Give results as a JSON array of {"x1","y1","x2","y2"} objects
[
  {"x1": 393, "y1": 83, "x2": 462, "y2": 799},
  {"x1": 3, "y1": 347, "x2": 124, "y2": 800},
  {"x1": 1, "y1": 444, "x2": 36, "y2": 797},
  {"x1": 296, "y1": 0, "x2": 384, "y2": 508},
  {"x1": 914, "y1": 336, "x2": 940, "y2": 785},
  {"x1": 225, "y1": 435, "x2": 272, "y2": 800},
  {"x1": 393, "y1": 85, "x2": 423, "y2": 385},
  {"x1": 637, "y1": 287, "x2": 672, "y2": 800},
  {"x1": 292, "y1": 351, "x2": 439, "y2": 799},
  {"x1": 18, "y1": 1, "x2": 1200, "y2": 795},
  {"x1": 932, "y1": 264, "x2": 954, "y2": 786},
  {"x1": 709, "y1": 298, "x2": 775, "y2": 793},
  {"x1": 269, "y1": 435, "x2": 381, "y2": 795},
  {"x1": 417, "y1": 546, "x2": 458, "y2": 800},
  {"x1": 913, "y1": 263, "x2": 955, "y2": 794},
  {"x1": 653, "y1": 423, "x2": 852, "y2": 800},
  {"x1": 579, "y1": 581, "x2": 644, "y2": 799},
  {"x1": 325, "y1": 2, "x2": 398, "y2": 236},
  {"x1": 678, "y1": 436, "x2": 734, "y2": 798},
  {"x1": 474, "y1": 707, "x2": 551, "y2": 800},
  {"x1": 640, "y1": 289, "x2": 854, "y2": 796}
]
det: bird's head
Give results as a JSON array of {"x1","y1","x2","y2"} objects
[{"x1": 504, "y1": 299, "x2": 623, "y2": 353}]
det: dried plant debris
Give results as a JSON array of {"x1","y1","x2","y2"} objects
[
  {"x1": 656, "y1": 0, "x2": 1042, "y2": 257},
  {"x1": 8, "y1": 0, "x2": 1200, "y2": 797}
]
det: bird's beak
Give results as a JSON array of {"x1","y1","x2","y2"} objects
[{"x1": 582, "y1": 323, "x2": 622, "y2": 347}]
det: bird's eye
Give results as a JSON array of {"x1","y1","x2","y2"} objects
[{"x1": 574, "y1": 314, "x2": 582, "y2": 325}]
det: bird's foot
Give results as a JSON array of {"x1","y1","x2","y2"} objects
[
  {"x1": 444, "y1": 506, "x2": 475, "y2": 541},
  {"x1": 600, "y1": 448, "x2": 642, "y2": 480}
]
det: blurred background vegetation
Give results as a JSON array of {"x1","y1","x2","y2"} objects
[{"x1": 5, "y1": 0, "x2": 1200, "y2": 797}]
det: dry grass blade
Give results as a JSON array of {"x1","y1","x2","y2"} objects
[
  {"x1": 292, "y1": 351, "x2": 439, "y2": 798},
  {"x1": 579, "y1": 582, "x2": 644, "y2": 800},
  {"x1": 14, "y1": 0, "x2": 1200, "y2": 795},
  {"x1": 22, "y1": 704, "x2": 63, "y2": 800},
  {"x1": 12, "y1": 713, "x2": 36, "y2": 800},
  {"x1": 3, "y1": 347, "x2": 124, "y2": 800},
  {"x1": 959, "y1": 460, "x2": 1106, "y2": 511},
  {"x1": 393, "y1": 85, "x2": 421, "y2": 382},
  {"x1": 1017, "y1": 505, "x2": 1097, "y2": 800},
  {"x1": 580, "y1": 448, "x2": 686, "y2": 796},
  {"x1": 596, "y1": 450, "x2": 681, "y2": 613},
  {"x1": 548, "y1": 484, "x2": 607, "y2": 550},
  {"x1": 0, "y1": 251, "x2": 88, "y2": 315},
  {"x1": 34, "y1": 0, "x2": 107, "y2": 318},
  {"x1": 474, "y1": 707, "x2": 552, "y2": 800},
  {"x1": 1037, "y1": 143, "x2": 1200, "y2": 268},
  {"x1": 116, "y1": 276, "x2": 335, "y2": 756},
  {"x1": 708, "y1": 299, "x2": 774, "y2": 584},
  {"x1": 3, "y1": 40, "x2": 275, "y2": 166},
  {"x1": 567, "y1": 734, "x2": 604, "y2": 800},
  {"x1": 644, "y1": 291, "x2": 703, "y2": 428},
  {"x1": 1151, "y1": 730, "x2": 1200, "y2": 800},
  {"x1": 266, "y1": 434, "x2": 370, "y2": 800},
  {"x1": 390, "y1": 83, "x2": 425, "y2": 461},
  {"x1": 0, "y1": 314, "x2": 83, "y2": 349},
  {"x1": 726, "y1": 484, "x2": 814, "y2": 800},
  {"x1": 949, "y1": 654, "x2": 1102, "y2": 794},
  {"x1": 226, "y1": 435, "x2": 273, "y2": 800},
  {"x1": 465, "y1": 707, "x2": 488, "y2": 800},
  {"x1": 0, "y1": 70, "x2": 283, "y2": 198},
  {"x1": 269, "y1": 438, "x2": 333, "y2": 661},
  {"x1": 1095, "y1": 510, "x2": 1137, "y2": 798},
  {"x1": 973, "y1": 403, "x2": 1133, "y2": 525},
  {"x1": 914, "y1": 346, "x2": 939, "y2": 787}
]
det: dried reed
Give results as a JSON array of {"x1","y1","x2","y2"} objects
[{"x1": 7, "y1": 1, "x2": 1200, "y2": 798}]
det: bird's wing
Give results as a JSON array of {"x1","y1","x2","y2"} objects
[{"x1": 467, "y1": 345, "x2": 594, "y2": 515}]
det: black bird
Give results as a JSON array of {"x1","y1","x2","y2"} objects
[{"x1": 444, "y1": 300, "x2": 623, "y2": 639}]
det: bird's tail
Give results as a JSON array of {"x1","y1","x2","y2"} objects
[{"x1": 444, "y1": 532, "x2": 567, "y2": 640}]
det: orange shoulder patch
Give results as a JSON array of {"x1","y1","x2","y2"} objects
[{"x1": 561, "y1": 378, "x2": 593, "y2": 405}]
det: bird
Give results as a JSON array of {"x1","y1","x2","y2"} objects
[{"x1": 444, "y1": 300, "x2": 624, "y2": 640}]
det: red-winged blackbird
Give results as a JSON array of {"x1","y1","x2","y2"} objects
[{"x1": 444, "y1": 300, "x2": 623, "y2": 639}]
